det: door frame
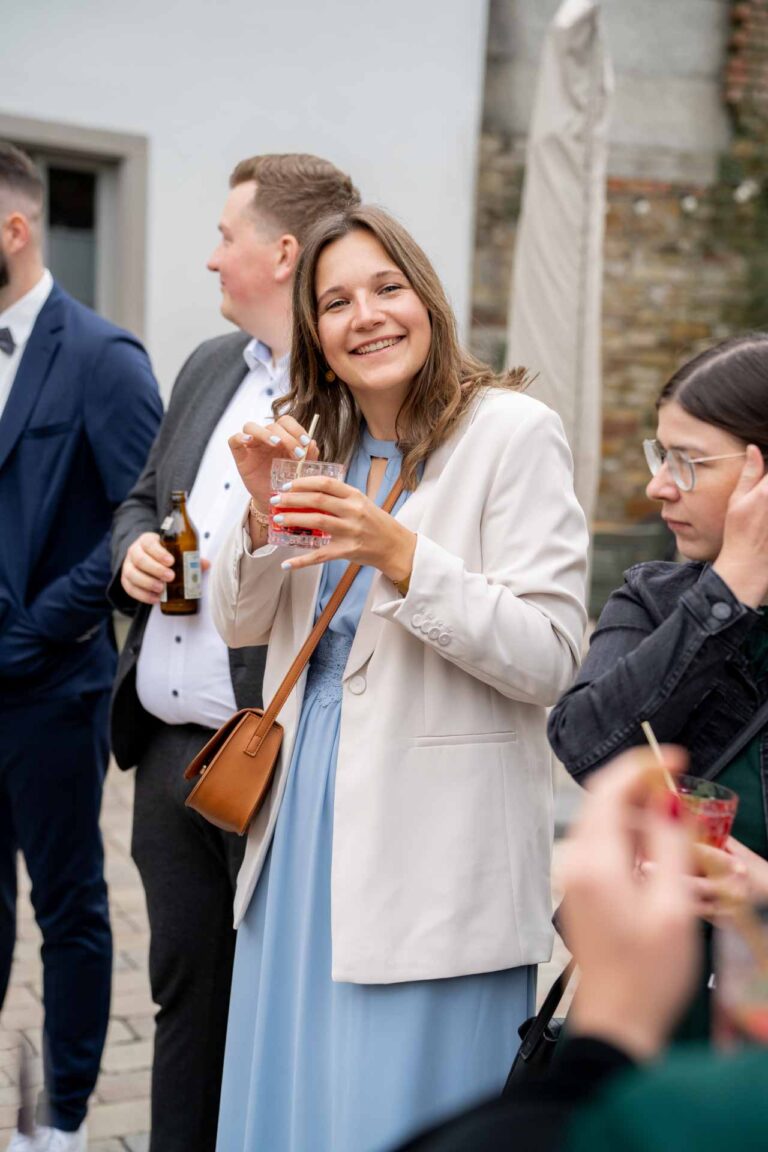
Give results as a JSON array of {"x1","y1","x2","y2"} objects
[{"x1": 0, "y1": 111, "x2": 148, "y2": 338}]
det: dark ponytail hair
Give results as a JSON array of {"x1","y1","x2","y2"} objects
[{"x1": 658, "y1": 332, "x2": 768, "y2": 450}]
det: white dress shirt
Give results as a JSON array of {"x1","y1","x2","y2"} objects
[
  {"x1": 0, "y1": 269, "x2": 54, "y2": 422},
  {"x1": 136, "y1": 339, "x2": 289, "y2": 729}
]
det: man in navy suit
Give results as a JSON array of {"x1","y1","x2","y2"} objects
[{"x1": 0, "y1": 142, "x2": 162, "y2": 1152}]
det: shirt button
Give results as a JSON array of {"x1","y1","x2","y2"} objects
[
  {"x1": 266, "y1": 387, "x2": 274, "y2": 396},
  {"x1": 224, "y1": 482, "x2": 231, "y2": 490},
  {"x1": 175, "y1": 636, "x2": 182, "y2": 644},
  {"x1": 172, "y1": 689, "x2": 179, "y2": 697},
  {"x1": 438, "y1": 633, "x2": 451, "y2": 647},
  {"x1": 348, "y1": 675, "x2": 367, "y2": 695},
  {"x1": 204, "y1": 531, "x2": 211, "y2": 539},
  {"x1": 711, "y1": 602, "x2": 732, "y2": 621}
]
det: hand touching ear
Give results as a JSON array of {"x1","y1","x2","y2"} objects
[{"x1": 713, "y1": 445, "x2": 768, "y2": 607}]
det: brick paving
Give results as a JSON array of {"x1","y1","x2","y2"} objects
[
  {"x1": 0, "y1": 763, "x2": 577, "y2": 1150},
  {"x1": 0, "y1": 766, "x2": 152, "y2": 1151}
]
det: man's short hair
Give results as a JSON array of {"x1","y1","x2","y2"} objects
[
  {"x1": 229, "y1": 154, "x2": 360, "y2": 245},
  {"x1": 0, "y1": 142, "x2": 44, "y2": 209}
]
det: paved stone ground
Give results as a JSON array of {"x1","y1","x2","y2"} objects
[{"x1": 0, "y1": 764, "x2": 576, "y2": 1150}]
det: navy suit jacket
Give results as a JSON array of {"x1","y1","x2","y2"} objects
[{"x1": 0, "y1": 282, "x2": 162, "y2": 704}]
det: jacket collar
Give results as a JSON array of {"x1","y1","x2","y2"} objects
[{"x1": 0, "y1": 282, "x2": 65, "y2": 475}]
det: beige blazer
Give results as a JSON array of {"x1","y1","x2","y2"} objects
[{"x1": 211, "y1": 389, "x2": 588, "y2": 983}]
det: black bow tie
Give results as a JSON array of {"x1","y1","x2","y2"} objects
[{"x1": 0, "y1": 328, "x2": 15, "y2": 356}]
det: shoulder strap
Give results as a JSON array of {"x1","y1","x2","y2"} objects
[
  {"x1": 516, "y1": 957, "x2": 577, "y2": 1061},
  {"x1": 254, "y1": 476, "x2": 405, "y2": 735},
  {"x1": 701, "y1": 694, "x2": 768, "y2": 781}
]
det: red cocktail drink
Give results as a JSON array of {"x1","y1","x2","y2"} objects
[
  {"x1": 268, "y1": 457, "x2": 346, "y2": 550},
  {"x1": 675, "y1": 774, "x2": 738, "y2": 848},
  {"x1": 269, "y1": 505, "x2": 326, "y2": 542}
]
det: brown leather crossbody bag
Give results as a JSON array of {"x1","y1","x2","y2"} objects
[{"x1": 184, "y1": 477, "x2": 404, "y2": 835}]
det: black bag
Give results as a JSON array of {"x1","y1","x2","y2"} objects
[{"x1": 502, "y1": 957, "x2": 576, "y2": 1091}]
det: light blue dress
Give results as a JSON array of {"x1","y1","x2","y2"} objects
[{"x1": 216, "y1": 429, "x2": 534, "y2": 1152}]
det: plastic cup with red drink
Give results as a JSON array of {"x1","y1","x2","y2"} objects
[{"x1": 669, "y1": 774, "x2": 739, "y2": 848}]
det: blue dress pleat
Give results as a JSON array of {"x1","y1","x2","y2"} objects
[{"x1": 216, "y1": 430, "x2": 534, "y2": 1152}]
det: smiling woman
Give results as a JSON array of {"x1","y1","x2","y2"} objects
[
  {"x1": 548, "y1": 331, "x2": 768, "y2": 1042},
  {"x1": 210, "y1": 204, "x2": 589, "y2": 1152},
  {"x1": 313, "y1": 231, "x2": 433, "y2": 433}
]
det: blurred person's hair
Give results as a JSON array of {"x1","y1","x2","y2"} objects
[
  {"x1": 229, "y1": 154, "x2": 360, "y2": 245},
  {"x1": 0, "y1": 142, "x2": 44, "y2": 213},
  {"x1": 658, "y1": 332, "x2": 768, "y2": 451},
  {"x1": 280, "y1": 204, "x2": 528, "y2": 489}
]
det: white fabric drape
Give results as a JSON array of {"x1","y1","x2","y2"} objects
[{"x1": 506, "y1": 0, "x2": 613, "y2": 524}]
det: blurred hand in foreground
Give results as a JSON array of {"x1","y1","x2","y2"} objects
[
  {"x1": 561, "y1": 745, "x2": 700, "y2": 1061},
  {"x1": 687, "y1": 837, "x2": 768, "y2": 922}
]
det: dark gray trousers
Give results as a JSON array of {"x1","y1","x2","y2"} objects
[{"x1": 131, "y1": 722, "x2": 245, "y2": 1152}]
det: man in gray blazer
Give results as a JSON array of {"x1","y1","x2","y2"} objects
[{"x1": 109, "y1": 154, "x2": 360, "y2": 1152}]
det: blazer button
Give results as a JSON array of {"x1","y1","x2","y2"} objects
[
  {"x1": 438, "y1": 633, "x2": 451, "y2": 646},
  {"x1": 348, "y1": 675, "x2": 367, "y2": 695},
  {"x1": 412, "y1": 613, "x2": 424, "y2": 627},
  {"x1": 428, "y1": 626, "x2": 440, "y2": 641}
]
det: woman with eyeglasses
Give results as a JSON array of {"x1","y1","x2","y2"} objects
[{"x1": 548, "y1": 332, "x2": 768, "y2": 1038}]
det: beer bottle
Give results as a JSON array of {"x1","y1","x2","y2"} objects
[{"x1": 159, "y1": 490, "x2": 201, "y2": 615}]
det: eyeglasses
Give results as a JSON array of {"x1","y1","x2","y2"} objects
[{"x1": 642, "y1": 439, "x2": 747, "y2": 492}]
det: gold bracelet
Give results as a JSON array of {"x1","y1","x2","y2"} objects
[
  {"x1": 249, "y1": 498, "x2": 271, "y2": 527},
  {"x1": 393, "y1": 571, "x2": 411, "y2": 598}
]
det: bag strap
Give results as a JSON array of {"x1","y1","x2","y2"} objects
[
  {"x1": 249, "y1": 475, "x2": 405, "y2": 744},
  {"x1": 517, "y1": 956, "x2": 577, "y2": 1061},
  {"x1": 700, "y1": 694, "x2": 768, "y2": 781}
]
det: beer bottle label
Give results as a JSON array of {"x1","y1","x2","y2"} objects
[
  {"x1": 160, "y1": 515, "x2": 174, "y2": 533},
  {"x1": 183, "y1": 551, "x2": 202, "y2": 600}
]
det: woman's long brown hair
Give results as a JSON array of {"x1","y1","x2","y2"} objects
[{"x1": 275, "y1": 205, "x2": 528, "y2": 489}]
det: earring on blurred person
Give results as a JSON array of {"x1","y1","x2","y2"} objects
[{"x1": 324, "y1": 366, "x2": 336, "y2": 383}]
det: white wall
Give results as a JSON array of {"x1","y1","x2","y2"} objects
[
  {"x1": 2, "y1": 0, "x2": 489, "y2": 394},
  {"x1": 488, "y1": 0, "x2": 730, "y2": 182}
]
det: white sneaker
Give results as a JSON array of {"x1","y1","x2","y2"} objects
[{"x1": 34, "y1": 1128, "x2": 86, "y2": 1152}]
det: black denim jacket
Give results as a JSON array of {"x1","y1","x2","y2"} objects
[{"x1": 548, "y1": 562, "x2": 768, "y2": 804}]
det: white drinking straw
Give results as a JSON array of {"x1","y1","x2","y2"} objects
[
  {"x1": 295, "y1": 413, "x2": 320, "y2": 479},
  {"x1": 640, "y1": 720, "x2": 677, "y2": 793}
]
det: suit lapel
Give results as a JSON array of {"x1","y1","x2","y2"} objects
[
  {"x1": 0, "y1": 286, "x2": 64, "y2": 475},
  {"x1": 292, "y1": 565, "x2": 324, "y2": 657},
  {"x1": 159, "y1": 336, "x2": 250, "y2": 509}
]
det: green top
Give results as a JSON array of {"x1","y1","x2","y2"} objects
[
  {"x1": 566, "y1": 1047, "x2": 768, "y2": 1152},
  {"x1": 674, "y1": 609, "x2": 768, "y2": 1044},
  {"x1": 717, "y1": 607, "x2": 768, "y2": 858}
]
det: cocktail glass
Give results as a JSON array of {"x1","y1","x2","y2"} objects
[
  {"x1": 268, "y1": 458, "x2": 346, "y2": 549},
  {"x1": 674, "y1": 774, "x2": 738, "y2": 848}
]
